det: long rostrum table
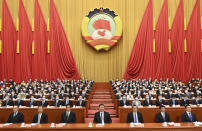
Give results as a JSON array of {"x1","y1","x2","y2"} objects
[{"x1": 0, "y1": 123, "x2": 201, "y2": 131}]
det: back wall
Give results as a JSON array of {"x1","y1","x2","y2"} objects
[{"x1": 0, "y1": 0, "x2": 200, "y2": 82}]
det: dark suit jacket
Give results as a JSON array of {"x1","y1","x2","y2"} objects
[
  {"x1": 155, "y1": 112, "x2": 170, "y2": 123},
  {"x1": 28, "y1": 101, "x2": 37, "y2": 107},
  {"x1": 7, "y1": 112, "x2": 24, "y2": 123},
  {"x1": 53, "y1": 100, "x2": 62, "y2": 107},
  {"x1": 119, "y1": 100, "x2": 130, "y2": 106},
  {"x1": 60, "y1": 111, "x2": 76, "y2": 123},
  {"x1": 59, "y1": 94, "x2": 66, "y2": 99},
  {"x1": 62, "y1": 100, "x2": 73, "y2": 107},
  {"x1": 48, "y1": 95, "x2": 55, "y2": 100},
  {"x1": 192, "y1": 99, "x2": 202, "y2": 105},
  {"x1": 180, "y1": 99, "x2": 190, "y2": 106},
  {"x1": 2, "y1": 100, "x2": 14, "y2": 106},
  {"x1": 143, "y1": 99, "x2": 153, "y2": 106},
  {"x1": 182, "y1": 112, "x2": 197, "y2": 122},
  {"x1": 32, "y1": 113, "x2": 48, "y2": 123},
  {"x1": 93, "y1": 111, "x2": 112, "y2": 124},
  {"x1": 155, "y1": 99, "x2": 166, "y2": 106},
  {"x1": 39, "y1": 101, "x2": 49, "y2": 107},
  {"x1": 76, "y1": 100, "x2": 86, "y2": 107},
  {"x1": 15, "y1": 100, "x2": 24, "y2": 106},
  {"x1": 10, "y1": 95, "x2": 17, "y2": 99},
  {"x1": 168, "y1": 99, "x2": 179, "y2": 106},
  {"x1": 166, "y1": 93, "x2": 174, "y2": 99},
  {"x1": 127, "y1": 112, "x2": 144, "y2": 123}
]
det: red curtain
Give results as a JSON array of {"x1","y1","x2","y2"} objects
[
  {"x1": 124, "y1": 0, "x2": 201, "y2": 81},
  {"x1": 184, "y1": 0, "x2": 201, "y2": 81},
  {"x1": 14, "y1": 0, "x2": 32, "y2": 82},
  {"x1": 123, "y1": 0, "x2": 155, "y2": 80},
  {"x1": 49, "y1": 0, "x2": 80, "y2": 80},
  {"x1": 32, "y1": 0, "x2": 48, "y2": 80},
  {"x1": 170, "y1": 0, "x2": 185, "y2": 81},
  {"x1": 0, "y1": 0, "x2": 17, "y2": 80},
  {"x1": 154, "y1": 0, "x2": 172, "y2": 80}
]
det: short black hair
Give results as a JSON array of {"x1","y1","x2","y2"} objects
[
  {"x1": 99, "y1": 104, "x2": 104, "y2": 107},
  {"x1": 38, "y1": 106, "x2": 43, "y2": 108},
  {"x1": 159, "y1": 104, "x2": 165, "y2": 109},
  {"x1": 13, "y1": 105, "x2": 19, "y2": 108},
  {"x1": 132, "y1": 105, "x2": 138, "y2": 109},
  {"x1": 185, "y1": 104, "x2": 191, "y2": 108},
  {"x1": 66, "y1": 104, "x2": 71, "y2": 107}
]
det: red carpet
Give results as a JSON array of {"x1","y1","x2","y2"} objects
[{"x1": 85, "y1": 83, "x2": 119, "y2": 123}]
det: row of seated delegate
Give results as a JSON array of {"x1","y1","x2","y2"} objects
[
  {"x1": 0, "y1": 99, "x2": 87, "y2": 107},
  {"x1": 110, "y1": 78, "x2": 201, "y2": 100},
  {"x1": 0, "y1": 79, "x2": 94, "y2": 107},
  {"x1": 110, "y1": 78, "x2": 201, "y2": 106},
  {"x1": 117, "y1": 97, "x2": 202, "y2": 106}
]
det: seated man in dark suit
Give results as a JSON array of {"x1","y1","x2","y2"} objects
[
  {"x1": 155, "y1": 95, "x2": 166, "y2": 106},
  {"x1": 81, "y1": 90, "x2": 88, "y2": 99},
  {"x1": 127, "y1": 106, "x2": 144, "y2": 123},
  {"x1": 76, "y1": 96, "x2": 86, "y2": 107},
  {"x1": 32, "y1": 106, "x2": 48, "y2": 124},
  {"x1": 10, "y1": 91, "x2": 17, "y2": 100},
  {"x1": 59, "y1": 90, "x2": 66, "y2": 99},
  {"x1": 93, "y1": 104, "x2": 112, "y2": 124},
  {"x1": 155, "y1": 105, "x2": 170, "y2": 123},
  {"x1": 168, "y1": 96, "x2": 179, "y2": 106},
  {"x1": 192, "y1": 95, "x2": 201, "y2": 105},
  {"x1": 7, "y1": 106, "x2": 24, "y2": 123},
  {"x1": 143, "y1": 95, "x2": 153, "y2": 106},
  {"x1": 180, "y1": 96, "x2": 190, "y2": 106},
  {"x1": 119, "y1": 95, "x2": 130, "y2": 106},
  {"x1": 48, "y1": 91, "x2": 55, "y2": 100},
  {"x1": 116, "y1": 90, "x2": 122, "y2": 99},
  {"x1": 62, "y1": 96, "x2": 73, "y2": 107},
  {"x1": 28, "y1": 96, "x2": 37, "y2": 107},
  {"x1": 39, "y1": 96, "x2": 48, "y2": 107},
  {"x1": 0, "y1": 91, "x2": 7, "y2": 99},
  {"x1": 53, "y1": 95, "x2": 62, "y2": 107},
  {"x1": 182, "y1": 105, "x2": 197, "y2": 122},
  {"x1": 60, "y1": 104, "x2": 76, "y2": 123},
  {"x1": 2, "y1": 96, "x2": 14, "y2": 107},
  {"x1": 15, "y1": 96, "x2": 24, "y2": 106}
]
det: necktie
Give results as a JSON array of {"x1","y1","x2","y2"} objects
[
  {"x1": 162, "y1": 113, "x2": 165, "y2": 121},
  {"x1": 134, "y1": 113, "x2": 137, "y2": 123},
  {"x1": 173, "y1": 100, "x2": 175, "y2": 105},
  {"x1": 38, "y1": 114, "x2": 41, "y2": 123},
  {"x1": 189, "y1": 113, "x2": 192, "y2": 122},
  {"x1": 66, "y1": 112, "x2": 69, "y2": 120},
  {"x1": 13, "y1": 113, "x2": 16, "y2": 117},
  {"x1": 100, "y1": 112, "x2": 103, "y2": 123}
]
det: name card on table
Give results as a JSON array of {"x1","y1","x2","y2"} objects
[
  {"x1": 96, "y1": 123, "x2": 104, "y2": 127},
  {"x1": 4, "y1": 123, "x2": 12, "y2": 126},
  {"x1": 56, "y1": 123, "x2": 66, "y2": 127},
  {"x1": 174, "y1": 123, "x2": 181, "y2": 127}
]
